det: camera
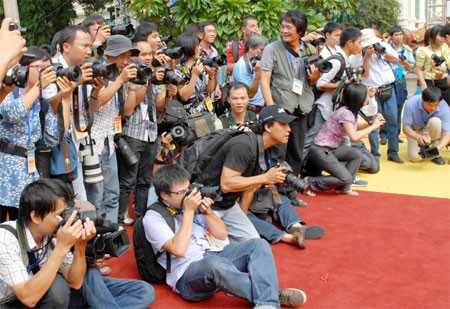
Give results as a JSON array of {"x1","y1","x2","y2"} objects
[
  {"x1": 202, "y1": 55, "x2": 227, "y2": 68},
  {"x1": 303, "y1": 55, "x2": 332, "y2": 73},
  {"x1": 432, "y1": 54, "x2": 446, "y2": 66},
  {"x1": 84, "y1": 57, "x2": 119, "y2": 83},
  {"x1": 160, "y1": 34, "x2": 173, "y2": 45},
  {"x1": 186, "y1": 183, "x2": 223, "y2": 202},
  {"x1": 345, "y1": 66, "x2": 365, "y2": 79},
  {"x1": 110, "y1": 24, "x2": 134, "y2": 37},
  {"x1": 249, "y1": 55, "x2": 261, "y2": 68},
  {"x1": 152, "y1": 64, "x2": 186, "y2": 86},
  {"x1": 170, "y1": 122, "x2": 197, "y2": 146},
  {"x1": 161, "y1": 46, "x2": 185, "y2": 60},
  {"x1": 9, "y1": 22, "x2": 27, "y2": 36},
  {"x1": 130, "y1": 60, "x2": 152, "y2": 85},
  {"x1": 398, "y1": 53, "x2": 406, "y2": 62},
  {"x1": 80, "y1": 141, "x2": 104, "y2": 184},
  {"x1": 51, "y1": 63, "x2": 82, "y2": 82},
  {"x1": 418, "y1": 143, "x2": 440, "y2": 159},
  {"x1": 311, "y1": 37, "x2": 326, "y2": 48},
  {"x1": 280, "y1": 161, "x2": 310, "y2": 194},
  {"x1": 3, "y1": 66, "x2": 28, "y2": 87},
  {"x1": 114, "y1": 135, "x2": 138, "y2": 166},
  {"x1": 373, "y1": 42, "x2": 386, "y2": 55},
  {"x1": 61, "y1": 207, "x2": 131, "y2": 264}
]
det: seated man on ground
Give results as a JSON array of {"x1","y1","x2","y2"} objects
[
  {"x1": 402, "y1": 87, "x2": 450, "y2": 165},
  {"x1": 0, "y1": 179, "x2": 154, "y2": 308},
  {"x1": 143, "y1": 164, "x2": 307, "y2": 308}
]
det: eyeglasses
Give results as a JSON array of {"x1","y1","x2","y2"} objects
[
  {"x1": 170, "y1": 188, "x2": 190, "y2": 196},
  {"x1": 29, "y1": 64, "x2": 48, "y2": 70}
]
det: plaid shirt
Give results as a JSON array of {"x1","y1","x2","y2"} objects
[{"x1": 122, "y1": 85, "x2": 158, "y2": 142}]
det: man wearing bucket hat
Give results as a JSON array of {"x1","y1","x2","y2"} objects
[
  {"x1": 81, "y1": 35, "x2": 140, "y2": 225},
  {"x1": 351, "y1": 28, "x2": 404, "y2": 164}
]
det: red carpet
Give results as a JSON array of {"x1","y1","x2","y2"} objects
[{"x1": 108, "y1": 191, "x2": 450, "y2": 308}]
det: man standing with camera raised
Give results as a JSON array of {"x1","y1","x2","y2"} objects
[{"x1": 351, "y1": 29, "x2": 403, "y2": 163}]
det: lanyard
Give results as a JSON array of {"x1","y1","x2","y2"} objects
[{"x1": 27, "y1": 103, "x2": 37, "y2": 147}]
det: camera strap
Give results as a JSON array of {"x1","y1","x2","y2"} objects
[
  {"x1": 73, "y1": 84, "x2": 94, "y2": 133},
  {"x1": 256, "y1": 134, "x2": 267, "y2": 172},
  {"x1": 243, "y1": 53, "x2": 253, "y2": 75}
]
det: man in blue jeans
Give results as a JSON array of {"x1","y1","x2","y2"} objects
[
  {"x1": 0, "y1": 179, "x2": 154, "y2": 308},
  {"x1": 143, "y1": 164, "x2": 307, "y2": 308}
]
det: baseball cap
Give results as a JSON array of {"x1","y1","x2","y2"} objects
[
  {"x1": 361, "y1": 29, "x2": 382, "y2": 48},
  {"x1": 104, "y1": 35, "x2": 140, "y2": 57},
  {"x1": 259, "y1": 105, "x2": 296, "y2": 124}
]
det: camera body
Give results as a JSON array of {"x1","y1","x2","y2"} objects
[
  {"x1": 9, "y1": 22, "x2": 27, "y2": 36},
  {"x1": 152, "y1": 64, "x2": 185, "y2": 86},
  {"x1": 202, "y1": 55, "x2": 227, "y2": 68},
  {"x1": 279, "y1": 161, "x2": 310, "y2": 194},
  {"x1": 110, "y1": 24, "x2": 134, "y2": 37},
  {"x1": 61, "y1": 207, "x2": 105, "y2": 227},
  {"x1": 418, "y1": 143, "x2": 440, "y2": 159},
  {"x1": 398, "y1": 53, "x2": 406, "y2": 62},
  {"x1": 432, "y1": 54, "x2": 446, "y2": 66},
  {"x1": 249, "y1": 54, "x2": 261, "y2": 68},
  {"x1": 311, "y1": 37, "x2": 326, "y2": 48},
  {"x1": 186, "y1": 183, "x2": 223, "y2": 202},
  {"x1": 160, "y1": 34, "x2": 173, "y2": 45},
  {"x1": 80, "y1": 142, "x2": 104, "y2": 184},
  {"x1": 3, "y1": 66, "x2": 28, "y2": 87},
  {"x1": 84, "y1": 57, "x2": 119, "y2": 83},
  {"x1": 345, "y1": 66, "x2": 365, "y2": 80},
  {"x1": 303, "y1": 55, "x2": 332, "y2": 73},
  {"x1": 51, "y1": 63, "x2": 82, "y2": 82},
  {"x1": 161, "y1": 46, "x2": 185, "y2": 60},
  {"x1": 130, "y1": 60, "x2": 152, "y2": 85},
  {"x1": 114, "y1": 135, "x2": 138, "y2": 166},
  {"x1": 373, "y1": 42, "x2": 386, "y2": 54}
]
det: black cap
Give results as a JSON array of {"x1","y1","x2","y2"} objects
[{"x1": 259, "y1": 105, "x2": 296, "y2": 124}]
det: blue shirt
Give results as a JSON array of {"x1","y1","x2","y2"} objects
[
  {"x1": 232, "y1": 55, "x2": 265, "y2": 107},
  {"x1": 403, "y1": 94, "x2": 450, "y2": 132}
]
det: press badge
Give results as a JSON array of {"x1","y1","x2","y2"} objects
[
  {"x1": 114, "y1": 116, "x2": 122, "y2": 134},
  {"x1": 204, "y1": 96, "x2": 214, "y2": 112},
  {"x1": 27, "y1": 149, "x2": 36, "y2": 174},
  {"x1": 75, "y1": 118, "x2": 88, "y2": 139},
  {"x1": 292, "y1": 78, "x2": 303, "y2": 95}
]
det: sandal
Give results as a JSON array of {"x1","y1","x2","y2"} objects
[
  {"x1": 98, "y1": 264, "x2": 112, "y2": 276},
  {"x1": 304, "y1": 189, "x2": 316, "y2": 197}
]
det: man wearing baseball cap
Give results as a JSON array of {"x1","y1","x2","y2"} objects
[
  {"x1": 350, "y1": 28, "x2": 404, "y2": 164},
  {"x1": 195, "y1": 104, "x2": 312, "y2": 245}
]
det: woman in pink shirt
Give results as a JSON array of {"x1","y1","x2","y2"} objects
[{"x1": 305, "y1": 83, "x2": 385, "y2": 195}]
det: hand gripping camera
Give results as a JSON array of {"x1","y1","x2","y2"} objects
[
  {"x1": 418, "y1": 143, "x2": 440, "y2": 159},
  {"x1": 84, "y1": 57, "x2": 119, "y2": 83},
  {"x1": 280, "y1": 162, "x2": 310, "y2": 194},
  {"x1": 186, "y1": 183, "x2": 223, "y2": 202},
  {"x1": 131, "y1": 60, "x2": 152, "y2": 85},
  {"x1": 303, "y1": 55, "x2": 332, "y2": 73},
  {"x1": 51, "y1": 63, "x2": 82, "y2": 82},
  {"x1": 202, "y1": 55, "x2": 227, "y2": 68},
  {"x1": 3, "y1": 66, "x2": 28, "y2": 87}
]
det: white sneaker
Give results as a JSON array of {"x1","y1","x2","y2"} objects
[
  {"x1": 123, "y1": 212, "x2": 134, "y2": 226},
  {"x1": 352, "y1": 176, "x2": 368, "y2": 187}
]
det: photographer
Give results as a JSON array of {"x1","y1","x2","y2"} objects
[
  {"x1": 0, "y1": 18, "x2": 27, "y2": 83},
  {"x1": 196, "y1": 105, "x2": 309, "y2": 243},
  {"x1": 175, "y1": 33, "x2": 218, "y2": 116},
  {"x1": 402, "y1": 87, "x2": 450, "y2": 164},
  {"x1": 0, "y1": 47, "x2": 58, "y2": 222},
  {"x1": 0, "y1": 179, "x2": 154, "y2": 308},
  {"x1": 81, "y1": 15, "x2": 111, "y2": 54},
  {"x1": 352, "y1": 28, "x2": 403, "y2": 164},
  {"x1": 143, "y1": 164, "x2": 307, "y2": 307},
  {"x1": 232, "y1": 34, "x2": 268, "y2": 111},
  {"x1": 416, "y1": 25, "x2": 450, "y2": 105}
]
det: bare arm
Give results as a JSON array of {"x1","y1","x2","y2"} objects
[
  {"x1": 343, "y1": 114, "x2": 385, "y2": 142},
  {"x1": 260, "y1": 70, "x2": 274, "y2": 105}
]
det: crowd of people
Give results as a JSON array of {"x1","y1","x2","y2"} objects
[{"x1": 0, "y1": 6, "x2": 449, "y2": 308}]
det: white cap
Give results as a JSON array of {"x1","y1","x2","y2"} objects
[{"x1": 361, "y1": 29, "x2": 382, "y2": 48}]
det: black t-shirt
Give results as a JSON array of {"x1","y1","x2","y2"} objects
[{"x1": 198, "y1": 133, "x2": 259, "y2": 210}]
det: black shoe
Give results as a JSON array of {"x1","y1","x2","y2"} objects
[
  {"x1": 387, "y1": 155, "x2": 404, "y2": 164},
  {"x1": 288, "y1": 225, "x2": 325, "y2": 240},
  {"x1": 432, "y1": 156, "x2": 445, "y2": 165},
  {"x1": 399, "y1": 138, "x2": 404, "y2": 143},
  {"x1": 380, "y1": 138, "x2": 387, "y2": 145},
  {"x1": 291, "y1": 197, "x2": 308, "y2": 207}
]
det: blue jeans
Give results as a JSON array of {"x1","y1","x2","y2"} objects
[
  {"x1": 176, "y1": 238, "x2": 280, "y2": 308},
  {"x1": 248, "y1": 194, "x2": 302, "y2": 243},
  {"x1": 369, "y1": 89, "x2": 399, "y2": 157},
  {"x1": 308, "y1": 144, "x2": 362, "y2": 192},
  {"x1": 82, "y1": 267, "x2": 155, "y2": 309},
  {"x1": 380, "y1": 78, "x2": 408, "y2": 139},
  {"x1": 85, "y1": 145, "x2": 119, "y2": 223}
]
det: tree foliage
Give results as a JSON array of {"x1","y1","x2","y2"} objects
[
  {"x1": 348, "y1": 0, "x2": 400, "y2": 34},
  {"x1": 127, "y1": 0, "x2": 361, "y2": 50}
]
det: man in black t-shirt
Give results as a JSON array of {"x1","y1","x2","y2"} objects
[{"x1": 197, "y1": 105, "x2": 303, "y2": 243}]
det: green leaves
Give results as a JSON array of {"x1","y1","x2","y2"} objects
[{"x1": 347, "y1": 0, "x2": 400, "y2": 34}]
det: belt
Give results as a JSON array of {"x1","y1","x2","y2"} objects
[
  {"x1": 0, "y1": 140, "x2": 29, "y2": 158},
  {"x1": 380, "y1": 82, "x2": 395, "y2": 89}
]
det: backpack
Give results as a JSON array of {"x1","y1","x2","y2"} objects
[
  {"x1": 178, "y1": 128, "x2": 258, "y2": 183},
  {"x1": 133, "y1": 202, "x2": 175, "y2": 284},
  {"x1": 231, "y1": 39, "x2": 240, "y2": 63},
  {"x1": 312, "y1": 53, "x2": 347, "y2": 100}
]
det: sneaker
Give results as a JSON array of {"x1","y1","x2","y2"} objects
[
  {"x1": 279, "y1": 288, "x2": 307, "y2": 307},
  {"x1": 380, "y1": 138, "x2": 387, "y2": 145},
  {"x1": 123, "y1": 212, "x2": 134, "y2": 226},
  {"x1": 352, "y1": 176, "x2": 368, "y2": 187},
  {"x1": 336, "y1": 189, "x2": 359, "y2": 196}
]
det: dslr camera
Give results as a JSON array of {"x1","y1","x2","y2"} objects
[
  {"x1": 160, "y1": 34, "x2": 173, "y2": 45},
  {"x1": 202, "y1": 55, "x2": 227, "y2": 68},
  {"x1": 373, "y1": 42, "x2": 386, "y2": 55},
  {"x1": 61, "y1": 207, "x2": 131, "y2": 265},
  {"x1": 279, "y1": 161, "x2": 310, "y2": 194},
  {"x1": 398, "y1": 53, "x2": 406, "y2": 62},
  {"x1": 345, "y1": 66, "x2": 365, "y2": 80},
  {"x1": 186, "y1": 183, "x2": 223, "y2": 202},
  {"x1": 110, "y1": 24, "x2": 134, "y2": 37},
  {"x1": 432, "y1": 54, "x2": 446, "y2": 66},
  {"x1": 161, "y1": 46, "x2": 184, "y2": 59},
  {"x1": 131, "y1": 60, "x2": 152, "y2": 85},
  {"x1": 249, "y1": 55, "x2": 261, "y2": 68},
  {"x1": 9, "y1": 22, "x2": 27, "y2": 36},
  {"x1": 303, "y1": 55, "x2": 332, "y2": 73},
  {"x1": 311, "y1": 37, "x2": 326, "y2": 48},
  {"x1": 51, "y1": 63, "x2": 82, "y2": 82},
  {"x1": 418, "y1": 143, "x2": 440, "y2": 159},
  {"x1": 84, "y1": 57, "x2": 119, "y2": 83},
  {"x1": 152, "y1": 63, "x2": 185, "y2": 86},
  {"x1": 3, "y1": 66, "x2": 28, "y2": 87}
]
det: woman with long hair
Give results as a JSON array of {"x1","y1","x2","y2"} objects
[{"x1": 305, "y1": 83, "x2": 385, "y2": 196}]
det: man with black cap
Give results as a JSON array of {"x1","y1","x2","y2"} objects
[
  {"x1": 196, "y1": 104, "x2": 311, "y2": 244},
  {"x1": 81, "y1": 35, "x2": 140, "y2": 225}
]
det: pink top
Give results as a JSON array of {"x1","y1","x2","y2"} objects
[{"x1": 313, "y1": 106, "x2": 356, "y2": 149}]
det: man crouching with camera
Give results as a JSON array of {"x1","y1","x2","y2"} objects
[
  {"x1": 0, "y1": 179, "x2": 154, "y2": 308},
  {"x1": 402, "y1": 87, "x2": 450, "y2": 165}
]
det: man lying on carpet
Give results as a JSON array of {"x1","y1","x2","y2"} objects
[
  {"x1": 402, "y1": 87, "x2": 450, "y2": 165},
  {"x1": 0, "y1": 179, "x2": 154, "y2": 308},
  {"x1": 143, "y1": 164, "x2": 307, "y2": 308}
]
